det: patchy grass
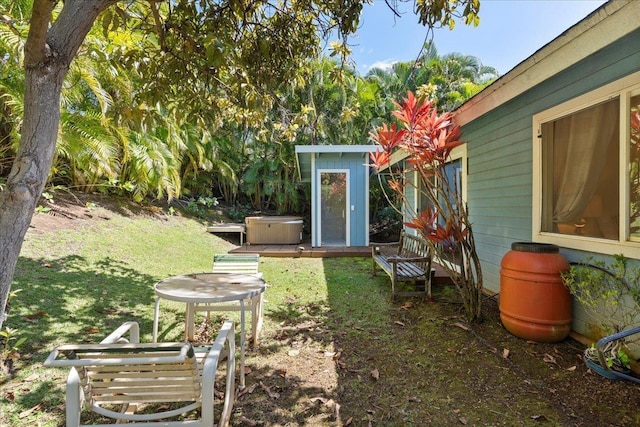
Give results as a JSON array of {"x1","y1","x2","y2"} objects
[{"x1": 2, "y1": 194, "x2": 640, "y2": 426}]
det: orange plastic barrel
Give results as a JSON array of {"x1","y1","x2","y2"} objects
[{"x1": 499, "y1": 242, "x2": 571, "y2": 343}]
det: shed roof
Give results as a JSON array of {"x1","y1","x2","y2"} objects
[{"x1": 295, "y1": 145, "x2": 379, "y2": 182}]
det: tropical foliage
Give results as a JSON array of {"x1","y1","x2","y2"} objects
[
  {"x1": 370, "y1": 91, "x2": 483, "y2": 322},
  {"x1": 0, "y1": 0, "x2": 486, "y2": 331},
  {"x1": 1, "y1": 28, "x2": 495, "y2": 212},
  {"x1": 0, "y1": 1, "x2": 495, "y2": 223}
]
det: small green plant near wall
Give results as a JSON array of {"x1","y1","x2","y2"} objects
[
  {"x1": 1, "y1": 327, "x2": 26, "y2": 365},
  {"x1": 0, "y1": 290, "x2": 26, "y2": 375},
  {"x1": 590, "y1": 342, "x2": 632, "y2": 371},
  {"x1": 35, "y1": 191, "x2": 54, "y2": 214},
  {"x1": 562, "y1": 254, "x2": 640, "y2": 371},
  {"x1": 41, "y1": 191, "x2": 54, "y2": 203}
]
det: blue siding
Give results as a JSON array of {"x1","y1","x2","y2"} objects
[{"x1": 463, "y1": 28, "x2": 640, "y2": 294}]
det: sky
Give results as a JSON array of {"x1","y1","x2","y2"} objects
[{"x1": 347, "y1": 0, "x2": 608, "y2": 76}]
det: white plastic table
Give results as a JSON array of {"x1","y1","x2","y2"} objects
[{"x1": 152, "y1": 272, "x2": 266, "y2": 388}]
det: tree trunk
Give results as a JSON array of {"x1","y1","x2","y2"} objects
[{"x1": 0, "y1": 0, "x2": 116, "y2": 330}]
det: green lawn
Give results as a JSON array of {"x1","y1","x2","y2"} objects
[
  {"x1": 0, "y1": 208, "x2": 392, "y2": 426},
  {"x1": 3, "y1": 205, "x2": 638, "y2": 427}
]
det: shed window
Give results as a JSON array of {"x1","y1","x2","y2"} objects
[{"x1": 533, "y1": 74, "x2": 640, "y2": 256}]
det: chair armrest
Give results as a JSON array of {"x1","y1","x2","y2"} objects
[
  {"x1": 44, "y1": 342, "x2": 193, "y2": 367},
  {"x1": 201, "y1": 320, "x2": 235, "y2": 375},
  {"x1": 201, "y1": 320, "x2": 236, "y2": 426},
  {"x1": 100, "y1": 321, "x2": 140, "y2": 344},
  {"x1": 597, "y1": 325, "x2": 640, "y2": 347}
]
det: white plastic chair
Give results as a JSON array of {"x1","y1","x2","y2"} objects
[
  {"x1": 45, "y1": 320, "x2": 236, "y2": 427},
  {"x1": 211, "y1": 254, "x2": 260, "y2": 276},
  {"x1": 193, "y1": 254, "x2": 264, "y2": 347}
]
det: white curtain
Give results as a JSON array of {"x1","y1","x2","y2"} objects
[{"x1": 553, "y1": 100, "x2": 618, "y2": 223}]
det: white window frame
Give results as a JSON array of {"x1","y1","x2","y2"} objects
[
  {"x1": 532, "y1": 70, "x2": 640, "y2": 258},
  {"x1": 439, "y1": 145, "x2": 467, "y2": 272},
  {"x1": 406, "y1": 145, "x2": 467, "y2": 232},
  {"x1": 406, "y1": 145, "x2": 467, "y2": 270}
]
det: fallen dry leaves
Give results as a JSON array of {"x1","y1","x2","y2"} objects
[
  {"x1": 259, "y1": 381, "x2": 280, "y2": 399},
  {"x1": 542, "y1": 353, "x2": 559, "y2": 366},
  {"x1": 18, "y1": 403, "x2": 42, "y2": 419},
  {"x1": 238, "y1": 416, "x2": 258, "y2": 426},
  {"x1": 370, "y1": 368, "x2": 379, "y2": 380}
]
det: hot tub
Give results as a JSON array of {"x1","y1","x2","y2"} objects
[{"x1": 245, "y1": 216, "x2": 303, "y2": 245}]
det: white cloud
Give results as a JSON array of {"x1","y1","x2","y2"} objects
[{"x1": 366, "y1": 59, "x2": 397, "y2": 72}]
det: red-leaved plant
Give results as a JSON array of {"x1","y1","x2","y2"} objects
[{"x1": 370, "y1": 91, "x2": 483, "y2": 322}]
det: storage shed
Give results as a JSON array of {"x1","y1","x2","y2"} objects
[{"x1": 295, "y1": 145, "x2": 378, "y2": 247}]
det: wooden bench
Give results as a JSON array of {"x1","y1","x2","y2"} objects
[{"x1": 372, "y1": 231, "x2": 433, "y2": 298}]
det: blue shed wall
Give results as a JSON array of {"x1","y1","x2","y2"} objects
[
  {"x1": 462, "y1": 28, "x2": 640, "y2": 294},
  {"x1": 313, "y1": 152, "x2": 370, "y2": 246}
]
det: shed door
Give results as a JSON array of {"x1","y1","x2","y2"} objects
[{"x1": 319, "y1": 171, "x2": 349, "y2": 246}]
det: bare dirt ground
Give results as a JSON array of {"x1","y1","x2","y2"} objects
[{"x1": 26, "y1": 193, "x2": 640, "y2": 426}]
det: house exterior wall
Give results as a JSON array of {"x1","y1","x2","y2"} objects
[
  {"x1": 460, "y1": 28, "x2": 640, "y2": 337},
  {"x1": 311, "y1": 152, "x2": 371, "y2": 247}
]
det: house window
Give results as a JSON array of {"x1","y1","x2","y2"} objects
[
  {"x1": 412, "y1": 145, "x2": 467, "y2": 270},
  {"x1": 439, "y1": 158, "x2": 464, "y2": 266},
  {"x1": 533, "y1": 72, "x2": 640, "y2": 256},
  {"x1": 540, "y1": 98, "x2": 620, "y2": 239},
  {"x1": 629, "y1": 94, "x2": 640, "y2": 240}
]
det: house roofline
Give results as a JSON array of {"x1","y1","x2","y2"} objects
[{"x1": 453, "y1": 0, "x2": 639, "y2": 126}]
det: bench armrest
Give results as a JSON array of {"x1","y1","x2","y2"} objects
[
  {"x1": 387, "y1": 255, "x2": 430, "y2": 263},
  {"x1": 371, "y1": 241, "x2": 400, "y2": 247},
  {"x1": 371, "y1": 241, "x2": 400, "y2": 255}
]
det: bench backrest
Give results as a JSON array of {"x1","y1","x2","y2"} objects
[
  {"x1": 398, "y1": 231, "x2": 431, "y2": 268},
  {"x1": 212, "y1": 253, "x2": 260, "y2": 274}
]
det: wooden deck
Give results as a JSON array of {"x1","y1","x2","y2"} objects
[
  {"x1": 230, "y1": 242, "x2": 370, "y2": 258},
  {"x1": 229, "y1": 243, "x2": 452, "y2": 285}
]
